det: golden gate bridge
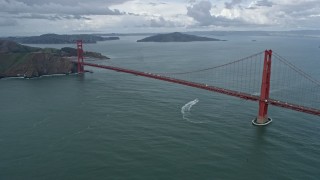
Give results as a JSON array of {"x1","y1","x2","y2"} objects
[{"x1": 74, "y1": 40, "x2": 320, "y2": 126}]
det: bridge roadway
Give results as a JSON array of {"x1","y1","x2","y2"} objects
[{"x1": 81, "y1": 62, "x2": 320, "y2": 117}]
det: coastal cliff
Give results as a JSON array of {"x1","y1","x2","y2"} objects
[
  {"x1": 0, "y1": 53, "x2": 77, "y2": 78},
  {"x1": 0, "y1": 40, "x2": 108, "y2": 78}
]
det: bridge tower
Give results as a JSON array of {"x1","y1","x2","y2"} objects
[
  {"x1": 253, "y1": 50, "x2": 272, "y2": 126},
  {"x1": 77, "y1": 40, "x2": 84, "y2": 74}
]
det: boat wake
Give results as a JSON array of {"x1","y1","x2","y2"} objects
[{"x1": 181, "y1": 98, "x2": 207, "y2": 123}]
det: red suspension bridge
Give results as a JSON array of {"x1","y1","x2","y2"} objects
[{"x1": 75, "y1": 40, "x2": 320, "y2": 126}]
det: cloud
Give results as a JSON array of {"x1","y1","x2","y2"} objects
[
  {"x1": 0, "y1": 18, "x2": 18, "y2": 26},
  {"x1": 187, "y1": 0, "x2": 245, "y2": 26},
  {"x1": 255, "y1": 0, "x2": 273, "y2": 7},
  {"x1": 225, "y1": 0, "x2": 242, "y2": 9},
  {"x1": 187, "y1": 1, "x2": 213, "y2": 26},
  {"x1": 148, "y1": 17, "x2": 182, "y2": 27},
  {"x1": 1, "y1": 0, "x2": 320, "y2": 35},
  {"x1": 248, "y1": 0, "x2": 273, "y2": 9},
  {"x1": 148, "y1": 2, "x2": 167, "y2": 6},
  {"x1": 0, "y1": 0, "x2": 125, "y2": 17},
  {"x1": 276, "y1": 0, "x2": 319, "y2": 16},
  {"x1": 186, "y1": 0, "x2": 320, "y2": 29},
  {"x1": 14, "y1": 0, "x2": 133, "y2": 6},
  {"x1": 271, "y1": 0, "x2": 320, "y2": 28},
  {"x1": 15, "y1": 14, "x2": 91, "y2": 20}
]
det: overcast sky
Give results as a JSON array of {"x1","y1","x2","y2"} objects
[{"x1": 0, "y1": 0, "x2": 319, "y2": 36}]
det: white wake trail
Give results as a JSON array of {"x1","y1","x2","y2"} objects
[{"x1": 181, "y1": 98, "x2": 201, "y2": 123}]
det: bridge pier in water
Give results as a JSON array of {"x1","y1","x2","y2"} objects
[
  {"x1": 252, "y1": 50, "x2": 273, "y2": 126},
  {"x1": 77, "y1": 40, "x2": 84, "y2": 74}
]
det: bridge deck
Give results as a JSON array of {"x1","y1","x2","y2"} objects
[{"x1": 82, "y1": 62, "x2": 320, "y2": 117}]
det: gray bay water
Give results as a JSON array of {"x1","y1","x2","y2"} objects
[{"x1": 0, "y1": 35, "x2": 320, "y2": 179}]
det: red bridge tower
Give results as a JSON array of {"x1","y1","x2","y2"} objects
[
  {"x1": 77, "y1": 40, "x2": 84, "y2": 74},
  {"x1": 253, "y1": 50, "x2": 272, "y2": 126}
]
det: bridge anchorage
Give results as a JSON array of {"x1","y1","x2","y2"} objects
[{"x1": 75, "y1": 41, "x2": 320, "y2": 126}]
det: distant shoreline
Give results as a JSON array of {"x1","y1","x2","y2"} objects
[
  {"x1": 1, "y1": 34, "x2": 120, "y2": 44},
  {"x1": 137, "y1": 32, "x2": 226, "y2": 42}
]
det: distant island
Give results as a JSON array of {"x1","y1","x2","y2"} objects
[
  {"x1": 137, "y1": 32, "x2": 225, "y2": 42},
  {"x1": 2, "y1": 34, "x2": 120, "y2": 44},
  {"x1": 0, "y1": 40, "x2": 108, "y2": 78}
]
